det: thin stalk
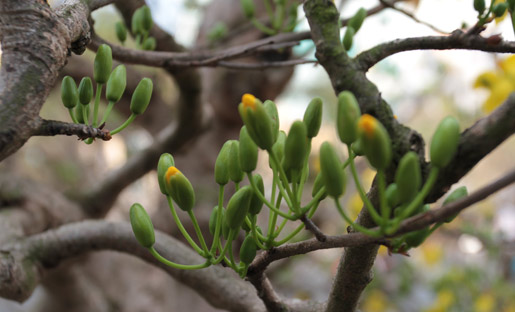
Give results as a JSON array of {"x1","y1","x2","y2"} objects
[
  {"x1": 377, "y1": 169, "x2": 389, "y2": 230},
  {"x1": 210, "y1": 185, "x2": 225, "y2": 254},
  {"x1": 251, "y1": 216, "x2": 268, "y2": 250},
  {"x1": 149, "y1": 247, "x2": 210, "y2": 270},
  {"x1": 99, "y1": 101, "x2": 115, "y2": 125},
  {"x1": 247, "y1": 173, "x2": 296, "y2": 220},
  {"x1": 268, "y1": 150, "x2": 298, "y2": 213},
  {"x1": 110, "y1": 113, "x2": 136, "y2": 135},
  {"x1": 188, "y1": 210, "x2": 210, "y2": 255},
  {"x1": 166, "y1": 196, "x2": 205, "y2": 256},
  {"x1": 267, "y1": 193, "x2": 282, "y2": 245},
  {"x1": 68, "y1": 108, "x2": 79, "y2": 124},
  {"x1": 334, "y1": 199, "x2": 381, "y2": 237},
  {"x1": 250, "y1": 18, "x2": 276, "y2": 35},
  {"x1": 92, "y1": 83, "x2": 103, "y2": 127},
  {"x1": 211, "y1": 229, "x2": 235, "y2": 265},
  {"x1": 347, "y1": 145, "x2": 384, "y2": 226},
  {"x1": 82, "y1": 104, "x2": 89, "y2": 125}
]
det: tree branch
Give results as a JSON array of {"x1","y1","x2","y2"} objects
[
  {"x1": 0, "y1": 221, "x2": 265, "y2": 311},
  {"x1": 31, "y1": 118, "x2": 111, "y2": 141},
  {"x1": 356, "y1": 30, "x2": 515, "y2": 70}
]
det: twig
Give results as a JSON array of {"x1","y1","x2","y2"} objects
[
  {"x1": 218, "y1": 59, "x2": 317, "y2": 70},
  {"x1": 246, "y1": 272, "x2": 288, "y2": 312},
  {"x1": 379, "y1": 0, "x2": 449, "y2": 35},
  {"x1": 32, "y1": 118, "x2": 111, "y2": 141},
  {"x1": 355, "y1": 30, "x2": 515, "y2": 70},
  {"x1": 299, "y1": 215, "x2": 327, "y2": 242}
]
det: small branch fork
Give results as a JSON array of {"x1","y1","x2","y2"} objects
[{"x1": 32, "y1": 119, "x2": 111, "y2": 141}]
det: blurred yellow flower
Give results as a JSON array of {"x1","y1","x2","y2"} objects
[
  {"x1": 420, "y1": 241, "x2": 443, "y2": 265},
  {"x1": 475, "y1": 293, "x2": 496, "y2": 312},
  {"x1": 347, "y1": 193, "x2": 363, "y2": 220},
  {"x1": 474, "y1": 55, "x2": 515, "y2": 112},
  {"x1": 494, "y1": 0, "x2": 508, "y2": 23},
  {"x1": 424, "y1": 289, "x2": 455, "y2": 312},
  {"x1": 361, "y1": 289, "x2": 389, "y2": 312}
]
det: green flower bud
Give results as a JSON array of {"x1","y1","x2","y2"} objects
[
  {"x1": 351, "y1": 139, "x2": 364, "y2": 156},
  {"x1": 319, "y1": 142, "x2": 346, "y2": 198},
  {"x1": 337, "y1": 91, "x2": 362, "y2": 145},
  {"x1": 78, "y1": 77, "x2": 93, "y2": 105},
  {"x1": 404, "y1": 227, "x2": 431, "y2": 248},
  {"x1": 343, "y1": 26, "x2": 355, "y2": 51},
  {"x1": 430, "y1": 116, "x2": 460, "y2": 168},
  {"x1": 228, "y1": 140, "x2": 244, "y2": 183},
  {"x1": 248, "y1": 174, "x2": 264, "y2": 215},
  {"x1": 240, "y1": 0, "x2": 255, "y2": 19},
  {"x1": 385, "y1": 183, "x2": 399, "y2": 208},
  {"x1": 115, "y1": 21, "x2": 127, "y2": 43},
  {"x1": 303, "y1": 97, "x2": 323, "y2": 138},
  {"x1": 269, "y1": 131, "x2": 286, "y2": 169},
  {"x1": 142, "y1": 37, "x2": 156, "y2": 51},
  {"x1": 225, "y1": 186, "x2": 253, "y2": 230},
  {"x1": 157, "y1": 153, "x2": 175, "y2": 195},
  {"x1": 94, "y1": 44, "x2": 113, "y2": 84},
  {"x1": 165, "y1": 166, "x2": 195, "y2": 211},
  {"x1": 239, "y1": 126, "x2": 258, "y2": 173},
  {"x1": 61, "y1": 76, "x2": 78, "y2": 109},
  {"x1": 348, "y1": 8, "x2": 366, "y2": 32},
  {"x1": 474, "y1": 0, "x2": 486, "y2": 15},
  {"x1": 493, "y1": 2, "x2": 508, "y2": 17},
  {"x1": 75, "y1": 104, "x2": 89, "y2": 124},
  {"x1": 358, "y1": 114, "x2": 392, "y2": 170},
  {"x1": 240, "y1": 234, "x2": 257, "y2": 264},
  {"x1": 283, "y1": 121, "x2": 308, "y2": 172},
  {"x1": 130, "y1": 78, "x2": 153, "y2": 115},
  {"x1": 106, "y1": 65, "x2": 127, "y2": 103},
  {"x1": 129, "y1": 203, "x2": 155, "y2": 248},
  {"x1": 215, "y1": 142, "x2": 231, "y2": 185},
  {"x1": 312, "y1": 172, "x2": 327, "y2": 200},
  {"x1": 395, "y1": 152, "x2": 422, "y2": 204},
  {"x1": 209, "y1": 206, "x2": 223, "y2": 236},
  {"x1": 140, "y1": 5, "x2": 153, "y2": 32},
  {"x1": 263, "y1": 100, "x2": 280, "y2": 143},
  {"x1": 285, "y1": 4, "x2": 298, "y2": 32},
  {"x1": 442, "y1": 186, "x2": 468, "y2": 223},
  {"x1": 131, "y1": 8, "x2": 144, "y2": 35},
  {"x1": 238, "y1": 94, "x2": 276, "y2": 150}
]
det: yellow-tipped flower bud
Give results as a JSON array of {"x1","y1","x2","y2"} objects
[
  {"x1": 130, "y1": 203, "x2": 155, "y2": 248},
  {"x1": 238, "y1": 93, "x2": 276, "y2": 150},
  {"x1": 165, "y1": 166, "x2": 195, "y2": 211},
  {"x1": 157, "y1": 153, "x2": 175, "y2": 195},
  {"x1": 358, "y1": 114, "x2": 392, "y2": 170}
]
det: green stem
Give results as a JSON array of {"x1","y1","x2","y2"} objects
[
  {"x1": 297, "y1": 141, "x2": 312, "y2": 202},
  {"x1": 272, "y1": 1, "x2": 285, "y2": 31},
  {"x1": 239, "y1": 263, "x2": 249, "y2": 278},
  {"x1": 166, "y1": 196, "x2": 205, "y2": 256},
  {"x1": 250, "y1": 18, "x2": 276, "y2": 35},
  {"x1": 93, "y1": 83, "x2": 103, "y2": 127},
  {"x1": 82, "y1": 105, "x2": 89, "y2": 126},
  {"x1": 99, "y1": 101, "x2": 115, "y2": 126},
  {"x1": 68, "y1": 108, "x2": 79, "y2": 124},
  {"x1": 110, "y1": 113, "x2": 136, "y2": 135},
  {"x1": 251, "y1": 216, "x2": 268, "y2": 250},
  {"x1": 149, "y1": 247, "x2": 210, "y2": 270},
  {"x1": 347, "y1": 145, "x2": 384, "y2": 226},
  {"x1": 210, "y1": 185, "x2": 225, "y2": 254},
  {"x1": 334, "y1": 199, "x2": 381, "y2": 237},
  {"x1": 211, "y1": 229, "x2": 235, "y2": 265},
  {"x1": 377, "y1": 169, "x2": 389, "y2": 230},
  {"x1": 268, "y1": 150, "x2": 298, "y2": 213},
  {"x1": 274, "y1": 200, "x2": 320, "y2": 245},
  {"x1": 267, "y1": 193, "x2": 282, "y2": 245},
  {"x1": 247, "y1": 173, "x2": 296, "y2": 220},
  {"x1": 188, "y1": 210, "x2": 210, "y2": 255}
]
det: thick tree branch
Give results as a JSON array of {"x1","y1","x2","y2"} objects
[
  {"x1": 356, "y1": 30, "x2": 515, "y2": 70},
  {"x1": 32, "y1": 118, "x2": 111, "y2": 141},
  {"x1": 0, "y1": 0, "x2": 111, "y2": 161},
  {"x1": 0, "y1": 221, "x2": 265, "y2": 311}
]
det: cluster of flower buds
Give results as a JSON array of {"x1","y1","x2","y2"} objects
[
  {"x1": 60, "y1": 44, "x2": 153, "y2": 141},
  {"x1": 114, "y1": 5, "x2": 156, "y2": 50},
  {"x1": 343, "y1": 8, "x2": 367, "y2": 51},
  {"x1": 129, "y1": 90, "x2": 467, "y2": 275}
]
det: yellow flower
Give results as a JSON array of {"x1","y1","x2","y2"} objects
[
  {"x1": 475, "y1": 293, "x2": 496, "y2": 312},
  {"x1": 424, "y1": 289, "x2": 455, "y2": 312},
  {"x1": 361, "y1": 290, "x2": 389, "y2": 312},
  {"x1": 474, "y1": 55, "x2": 515, "y2": 112},
  {"x1": 420, "y1": 241, "x2": 443, "y2": 265}
]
